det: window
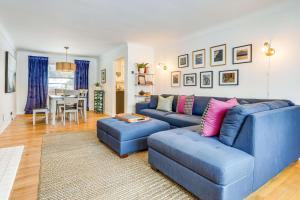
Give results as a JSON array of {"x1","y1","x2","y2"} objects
[{"x1": 48, "y1": 64, "x2": 74, "y2": 93}]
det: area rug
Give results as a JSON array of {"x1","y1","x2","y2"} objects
[
  {"x1": 38, "y1": 132, "x2": 195, "y2": 200},
  {"x1": 0, "y1": 145, "x2": 24, "y2": 200}
]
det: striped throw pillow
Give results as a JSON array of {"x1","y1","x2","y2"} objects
[{"x1": 176, "y1": 95, "x2": 195, "y2": 115}]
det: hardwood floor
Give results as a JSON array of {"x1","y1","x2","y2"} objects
[
  {"x1": 0, "y1": 112, "x2": 107, "y2": 200},
  {"x1": 0, "y1": 112, "x2": 299, "y2": 200}
]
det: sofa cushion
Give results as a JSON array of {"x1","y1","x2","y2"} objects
[
  {"x1": 139, "y1": 109, "x2": 172, "y2": 121},
  {"x1": 157, "y1": 96, "x2": 174, "y2": 112},
  {"x1": 164, "y1": 113, "x2": 201, "y2": 127},
  {"x1": 220, "y1": 100, "x2": 294, "y2": 146},
  {"x1": 148, "y1": 128, "x2": 254, "y2": 185}
]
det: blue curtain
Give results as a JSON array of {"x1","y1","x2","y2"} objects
[
  {"x1": 75, "y1": 60, "x2": 90, "y2": 108},
  {"x1": 24, "y1": 56, "x2": 48, "y2": 114}
]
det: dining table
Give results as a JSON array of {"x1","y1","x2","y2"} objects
[{"x1": 49, "y1": 95, "x2": 87, "y2": 125}]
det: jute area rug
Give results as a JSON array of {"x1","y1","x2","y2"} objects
[{"x1": 38, "y1": 132, "x2": 195, "y2": 200}]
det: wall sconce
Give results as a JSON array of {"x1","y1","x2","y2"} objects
[
  {"x1": 262, "y1": 42, "x2": 275, "y2": 56},
  {"x1": 158, "y1": 63, "x2": 167, "y2": 70}
]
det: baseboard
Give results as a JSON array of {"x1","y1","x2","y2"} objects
[{"x1": 0, "y1": 120, "x2": 11, "y2": 134}]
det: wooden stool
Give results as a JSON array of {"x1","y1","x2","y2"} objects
[{"x1": 33, "y1": 108, "x2": 49, "y2": 125}]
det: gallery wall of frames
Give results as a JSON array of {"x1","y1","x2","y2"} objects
[{"x1": 171, "y1": 44, "x2": 252, "y2": 89}]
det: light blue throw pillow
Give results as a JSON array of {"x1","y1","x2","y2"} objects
[{"x1": 156, "y1": 96, "x2": 174, "y2": 112}]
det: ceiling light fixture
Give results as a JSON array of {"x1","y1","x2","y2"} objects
[{"x1": 56, "y1": 47, "x2": 76, "y2": 72}]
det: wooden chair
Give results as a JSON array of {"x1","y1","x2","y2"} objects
[
  {"x1": 78, "y1": 89, "x2": 88, "y2": 118},
  {"x1": 60, "y1": 90, "x2": 80, "y2": 125},
  {"x1": 55, "y1": 89, "x2": 65, "y2": 114}
]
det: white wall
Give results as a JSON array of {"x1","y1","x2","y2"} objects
[
  {"x1": 0, "y1": 27, "x2": 16, "y2": 133},
  {"x1": 127, "y1": 43, "x2": 155, "y2": 111},
  {"x1": 16, "y1": 50, "x2": 99, "y2": 114},
  {"x1": 99, "y1": 44, "x2": 128, "y2": 116},
  {"x1": 154, "y1": 0, "x2": 300, "y2": 104},
  {"x1": 99, "y1": 43, "x2": 154, "y2": 116}
]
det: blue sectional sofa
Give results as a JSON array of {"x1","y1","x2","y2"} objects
[{"x1": 136, "y1": 95, "x2": 300, "y2": 200}]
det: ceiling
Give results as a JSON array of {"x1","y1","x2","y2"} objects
[{"x1": 0, "y1": 0, "x2": 282, "y2": 56}]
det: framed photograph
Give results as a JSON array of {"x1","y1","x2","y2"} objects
[
  {"x1": 101, "y1": 69, "x2": 106, "y2": 84},
  {"x1": 138, "y1": 75, "x2": 146, "y2": 85},
  {"x1": 233, "y1": 44, "x2": 252, "y2": 64},
  {"x1": 210, "y1": 44, "x2": 226, "y2": 66},
  {"x1": 171, "y1": 71, "x2": 181, "y2": 87},
  {"x1": 183, "y1": 73, "x2": 197, "y2": 86},
  {"x1": 192, "y1": 49, "x2": 206, "y2": 68},
  {"x1": 178, "y1": 54, "x2": 189, "y2": 68},
  {"x1": 200, "y1": 71, "x2": 213, "y2": 88},
  {"x1": 5, "y1": 51, "x2": 16, "y2": 93},
  {"x1": 219, "y1": 70, "x2": 239, "y2": 86}
]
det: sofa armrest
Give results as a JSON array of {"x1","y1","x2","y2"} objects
[
  {"x1": 136, "y1": 102, "x2": 150, "y2": 114},
  {"x1": 233, "y1": 106, "x2": 300, "y2": 190}
]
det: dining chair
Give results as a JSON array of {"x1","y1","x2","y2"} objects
[
  {"x1": 60, "y1": 90, "x2": 80, "y2": 125},
  {"x1": 55, "y1": 89, "x2": 65, "y2": 114},
  {"x1": 78, "y1": 89, "x2": 88, "y2": 118}
]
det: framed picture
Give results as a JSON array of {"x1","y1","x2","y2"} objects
[
  {"x1": 200, "y1": 71, "x2": 213, "y2": 88},
  {"x1": 210, "y1": 44, "x2": 226, "y2": 66},
  {"x1": 233, "y1": 44, "x2": 252, "y2": 64},
  {"x1": 138, "y1": 75, "x2": 146, "y2": 85},
  {"x1": 178, "y1": 54, "x2": 189, "y2": 68},
  {"x1": 192, "y1": 49, "x2": 206, "y2": 68},
  {"x1": 183, "y1": 73, "x2": 197, "y2": 86},
  {"x1": 171, "y1": 71, "x2": 181, "y2": 87},
  {"x1": 219, "y1": 70, "x2": 239, "y2": 86},
  {"x1": 5, "y1": 51, "x2": 16, "y2": 93},
  {"x1": 101, "y1": 69, "x2": 106, "y2": 84}
]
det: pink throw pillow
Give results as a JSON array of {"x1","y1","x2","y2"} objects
[
  {"x1": 200, "y1": 98, "x2": 238, "y2": 137},
  {"x1": 177, "y1": 95, "x2": 186, "y2": 114}
]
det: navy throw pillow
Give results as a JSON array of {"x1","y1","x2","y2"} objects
[{"x1": 149, "y1": 95, "x2": 158, "y2": 109}]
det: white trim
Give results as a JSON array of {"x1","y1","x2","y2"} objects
[{"x1": 0, "y1": 121, "x2": 11, "y2": 134}]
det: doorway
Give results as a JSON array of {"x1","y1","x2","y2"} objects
[{"x1": 115, "y1": 58, "x2": 125, "y2": 114}]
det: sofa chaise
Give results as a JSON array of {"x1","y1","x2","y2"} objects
[{"x1": 136, "y1": 95, "x2": 300, "y2": 200}]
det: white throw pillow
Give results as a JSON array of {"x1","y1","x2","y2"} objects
[{"x1": 156, "y1": 96, "x2": 174, "y2": 112}]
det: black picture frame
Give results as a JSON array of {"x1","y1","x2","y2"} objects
[
  {"x1": 192, "y1": 49, "x2": 206, "y2": 68},
  {"x1": 232, "y1": 44, "x2": 252, "y2": 64},
  {"x1": 178, "y1": 54, "x2": 189, "y2": 68},
  {"x1": 200, "y1": 71, "x2": 213, "y2": 88},
  {"x1": 219, "y1": 70, "x2": 239, "y2": 86},
  {"x1": 210, "y1": 44, "x2": 227, "y2": 67},
  {"x1": 101, "y1": 69, "x2": 106, "y2": 84},
  {"x1": 5, "y1": 51, "x2": 16, "y2": 93},
  {"x1": 183, "y1": 73, "x2": 197, "y2": 86},
  {"x1": 171, "y1": 71, "x2": 181, "y2": 87}
]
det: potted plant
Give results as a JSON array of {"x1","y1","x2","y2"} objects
[
  {"x1": 94, "y1": 82, "x2": 102, "y2": 90},
  {"x1": 136, "y1": 63, "x2": 149, "y2": 74}
]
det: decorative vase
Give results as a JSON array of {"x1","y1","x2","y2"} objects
[{"x1": 144, "y1": 67, "x2": 148, "y2": 74}]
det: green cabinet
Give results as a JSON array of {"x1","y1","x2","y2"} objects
[{"x1": 94, "y1": 90, "x2": 104, "y2": 113}]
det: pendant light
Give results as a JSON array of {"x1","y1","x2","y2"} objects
[{"x1": 56, "y1": 46, "x2": 76, "y2": 72}]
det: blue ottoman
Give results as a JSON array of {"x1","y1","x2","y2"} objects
[{"x1": 97, "y1": 118, "x2": 170, "y2": 157}]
